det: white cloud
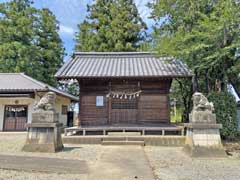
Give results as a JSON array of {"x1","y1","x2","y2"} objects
[
  {"x1": 59, "y1": 25, "x2": 75, "y2": 35},
  {"x1": 135, "y1": 0, "x2": 151, "y2": 18},
  {"x1": 134, "y1": 0, "x2": 155, "y2": 29}
]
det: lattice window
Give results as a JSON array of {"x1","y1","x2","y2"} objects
[
  {"x1": 62, "y1": 105, "x2": 68, "y2": 115},
  {"x1": 112, "y1": 99, "x2": 138, "y2": 109}
]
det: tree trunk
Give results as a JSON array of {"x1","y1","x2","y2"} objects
[
  {"x1": 192, "y1": 69, "x2": 199, "y2": 92},
  {"x1": 205, "y1": 69, "x2": 209, "y2": 94}
]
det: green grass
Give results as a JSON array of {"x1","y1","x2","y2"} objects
[{"x1": 170, "y1": 107, "x2": 183, "y2": 123}]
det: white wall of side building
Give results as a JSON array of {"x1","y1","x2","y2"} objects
[
  {"x1": 0, "y1": 97, "x2": 35, "y2": 131},
  {"x1": 55, "y1": 95, "x2": 71, "y2": 126},
  {"x1": 0, "y1": 94, "x2": 72, "y2": 131}
]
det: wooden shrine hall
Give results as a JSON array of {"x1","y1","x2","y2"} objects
[{"x1": 56, "y1": 52, "x2": 192, "y2": 136}]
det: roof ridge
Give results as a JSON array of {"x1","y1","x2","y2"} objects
[
  {"x1": 55, "y1": 52, "x2": 192, "y2": 79},
  {"x1": 73, "y1": 51, "x2": 152, "y2": 56},
  {"x1": 72, "y1": 52, "x2": 175, "y2": 60},
  {"x1": 20, "y1": 73, "x2": 48, "y2": 89},
  {"x1": 20, "y1": 73, "x2": 78, "y2": 101}
]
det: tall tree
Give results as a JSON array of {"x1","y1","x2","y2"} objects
[
  {"x1": 75, "y1": 0, "x2": 147, "y2": 52},
  {"x1": 0, "y1": 0, "x2": 64, "y2": 86},
  {"x1": 0, "y1": 0, "x2": 37, "y2": 75},
  {"x1": 35, "y1": 8, "x2": 64, "y2": 86},
  {"x1": 149, "y1": 0, "x2": 240, "y2": 121},
  {"x1": 150, "y1": 0, "x2": 240, "y2": 91}
]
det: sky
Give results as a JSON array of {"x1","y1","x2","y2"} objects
[{"x1": 0, "y1": 0, "x2": 154, "y2": 60}]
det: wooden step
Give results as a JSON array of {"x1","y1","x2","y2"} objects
[
  {"x1": 103, "y1": 136, "x2": 144, "y2": 141},
  {"x1": 107, "y1": 132, "x2": 141, "y2": 136},
  {"x1": 144, "y1": 136, "x2": 185, "y2": 146},
  {"x1": 62, "y1": 135, "x2": 185, "y2": 146},
  {"x1": 101, "y1": 141, "x2": 145, "y2": 146}
]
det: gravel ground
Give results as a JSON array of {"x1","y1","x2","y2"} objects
[
  {"x1": 0, "y1": 169, "x2": 88, "y2": 180},
  {"x1": 0, "y1": 132, "x2": 102, "y2": 163},
  {"x1": 144, "y1": 146, "x2": 240, "y2": 180},
  {"x1": 0, "y1": 132, "x2": 100, "y2": 180},
  {"x1": 1, "y1": 133, "x2": 240, "y2": 180}
]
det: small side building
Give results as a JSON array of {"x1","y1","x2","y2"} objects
[
  {"x1": 56, "y1": 52, "x2": 192, "y2": 127},
  {"x1": 0, "y1": 73, "x2": 78, "y2": 131}
]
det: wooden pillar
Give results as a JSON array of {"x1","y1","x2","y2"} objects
[
  {"x1": 168, "y1": 79, "x2": 172, "y2": 124},
  {"x1": 181, "y1": 128, "x2": 184, "y2": 136},
  {"x1": 108, "y1": 81, "x2": 112, "y2": 125},
  {"x1": 137, "y1": 81, "x2": 141, "y2": 124},
  {"x1": 162, "y1": 129, "x2": 165, "y2": 136},
  {"x1": 167, "y1": 94, "x2": 171, "y2": 124},
  {"x1": 108, "y1": 98, "x2": 112, "y2": 125},
  {"x1": 77, "y1": 80, "x2": 82, "y2": 127}
]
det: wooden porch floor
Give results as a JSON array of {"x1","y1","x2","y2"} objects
[{"x1": 64, "y1": 124, "x2": 185, "y2": 136}]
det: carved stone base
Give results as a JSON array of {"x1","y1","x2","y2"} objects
[
  {"x1": 189, "y1": 111, "x2": 216, "y2": 123},
  {"x1": 183, "y1": 145, "x2": 226, "y2": 158},
  {"x1": 22, "y1": 123, "x2": 63, "y2": 153},
  {"x1": 184, "y1": 123, "x2": 226, "y2": 157},
  {"x1": 32, "y1": 111, "x2": 59, "y2": 123}
]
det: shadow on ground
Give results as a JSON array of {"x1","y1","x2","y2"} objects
[{"x1": 61, "y1": 146, "x2": 83, "y2": 152}]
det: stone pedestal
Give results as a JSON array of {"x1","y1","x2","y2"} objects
[
  {"x1": 32, "y1": 111, "x2": 59, "y2": 123},
  {"x1": 184, "y1": 111, "x2": 226, "y2": 157},
  {"x1": 22, "y1": 111, "x2": 64, "y2": 153},
  {"x1": 189, "y1": 111, "x2": 216, "y2": 123}
]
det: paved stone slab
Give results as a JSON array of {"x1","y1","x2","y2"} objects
[
  {"x1": 88, "y1": 146, "x2": 155, "y2": 180},
  {"x1": 0, "y1": 154, "x2": 88, "y2": 174}
]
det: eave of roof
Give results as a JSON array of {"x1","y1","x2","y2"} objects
[
  {"x1": 0, "y1": 93, "x2": 34, "y2": 98},
  {"x1": 0, "y1": 73, "x2": 78, "y2": 102},
  {"x1": 21, "y1": 73, "x2": 79, "y2": 101},
  {"x1": 55, "y1": 52, "x2": 193, "y2": 79},
  {"x1": 56, "y1": 75, "x2": 193, "y2": 80}
]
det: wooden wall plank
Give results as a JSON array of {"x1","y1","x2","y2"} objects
[{"x1": 78, "y1": 79, "x2": 172, "y2": 126}]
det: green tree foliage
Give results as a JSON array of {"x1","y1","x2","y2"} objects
[
  {"x1": 150, "y1": 0, "x2": 240, "y2": 124},
  {"x1": 0, "y1": 0, "x2": 37, "y2": 75},
  {"x1": 75, "y1": 0, "x2": 147, "y2": 52},
  {"x1": 170, "y1": 79, "x2": 193, "y2": 122},
  {"x1": 35, "y1": 8, "x2": 64, "y2": 86},
  {"x1": 150, "y1": 0, "x2": 240, "y2": 91},
  {"x1": 208, "y1": 92, "x2": 238, "y2": 139},
  {"x1": 0, "y1": 0, "x2": 64, "y2": 86}
]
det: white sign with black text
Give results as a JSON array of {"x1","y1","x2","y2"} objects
[{"x1": 96, "y1": 96, "x2": 104, "y2": 106}]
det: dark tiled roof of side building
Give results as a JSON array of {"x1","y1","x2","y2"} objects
[
  {"x1": 55, "y1": 52, "x2": 192, "y2": 79},
  {"x1": 0, "y1": 73, "x2": 78, "y2": 101}
]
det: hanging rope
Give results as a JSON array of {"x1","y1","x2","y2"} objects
[{"x1": 106, "y1": 90, "x2": 142, "y2": 100}]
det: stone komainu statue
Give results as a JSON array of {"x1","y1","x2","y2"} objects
[
  {"x1": 192, "y1": 92, "x2": 214, "y2": 112},
  {"x1": 184, "y1": 92, "x2": 225, "y2": 157},
  {"x1": 34, "y1": 92, "x2": 56, "y2": 111}
]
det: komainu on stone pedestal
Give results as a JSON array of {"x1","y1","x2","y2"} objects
[
  {"x1": 22, "y1": 92, "x2": 64, "y2": 153},
  {"x1": 184, "y1": 92, "x2": 226, "y2": 157}
]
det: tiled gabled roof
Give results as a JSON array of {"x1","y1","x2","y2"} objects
[
  {"x1": 55, "y1": 52, "x2": 192, "y2": 79},
  {"x1": 0, "y1": 73, "x2": 78, "y2": 101}
]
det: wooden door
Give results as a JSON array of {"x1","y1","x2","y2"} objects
[
  {"x1": 4, "y1": 105, "x2": 28, "y2": 131},
  {"x1": 139, "y1": 95, "x2": 169, "y2": 124},
  {"x1": 111, "y1": 98, "x2": 138, "y2": 125}
]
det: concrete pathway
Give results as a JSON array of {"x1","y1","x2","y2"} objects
[
  {"x1": 0, "y1": 146, "x2": 155, "y2": 180},
  {"x1": 0, "y1": 154, "x2": 88, "y2": 174},
  {"x1": 88, "y1": 146, "x2": 155, "y2": 180}
]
